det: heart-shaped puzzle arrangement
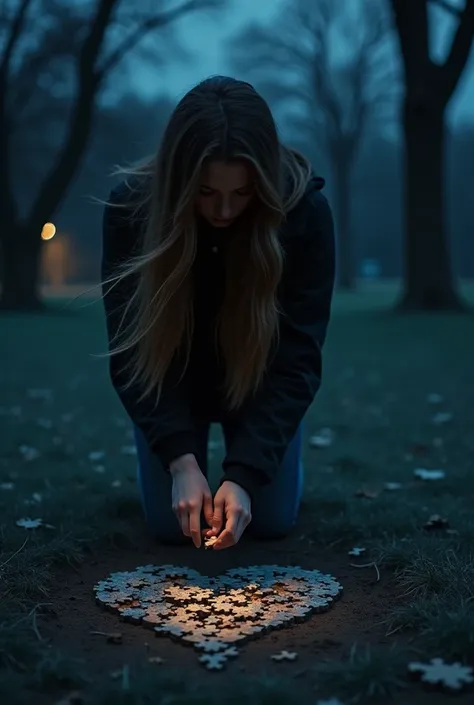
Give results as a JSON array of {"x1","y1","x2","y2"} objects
[{"x1": 94, "y1": 564, "x2": 343, "y2": 670}]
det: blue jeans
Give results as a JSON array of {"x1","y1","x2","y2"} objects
[{"x1": 134, "y1": 421, "x2": 304, "y2": 544}]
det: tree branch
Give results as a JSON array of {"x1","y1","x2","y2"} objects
[
  {"x1": 96, "y1": 0, "x2": 213, "y2": 81},
  {"x1": 0, "y1": 0, "x2": 34, "y2": 79},
  {"x1": 439, "y1": 0, "x2": 474, "y2": 100},
  {"x1": 429, "y1": 0, "x2": 464, "y2": 17},
  {"x1": 24, "y1": 0, "x2": 221, "y2": 233}
]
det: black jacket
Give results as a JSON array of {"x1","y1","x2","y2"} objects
[{"x1": 101, "y1": 175, "x2": 335, "y2": 502}]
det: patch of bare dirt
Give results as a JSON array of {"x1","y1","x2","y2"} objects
[{"x1": 40, "y1": 526, "x2": 473, "y2": 704}]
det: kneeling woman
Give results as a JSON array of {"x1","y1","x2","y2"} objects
[{"x1": 101, "y1": 75, "x2": 335, "y2": 552}]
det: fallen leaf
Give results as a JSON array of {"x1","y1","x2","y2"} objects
[
  {"x1": 383, "y1": 482, "x2": 403, "y2": 491},
  {"x1": 423, "y1": 514, "x2": 449, "y2": 531},
  {"x1": 354, "y1": 488, "x2": 379, "y2": 499},
  {"x1": 120, "y1": 445, "x2": 137, "y2": 455},
  {"x1": 309, "y1": 428, "x2": 334, "y2": 448},
  {"x1": 18, "y1": 445, "x2": 41, "y2": 461},
  {"x1": 427, "y1": 393, "x2": 443, "y2": 404},
  {"x1": 348, "y1": 547, "x2": 366, "y2": 557},
  {"x1": 25, "y1": 492, "x2": 42, "y2": 504},
  {"x1": 111, "y1": 480, "x2": 122, "y2": 488},
  {"x1": 0, "y1": 482, "x2": 15, "y2": 490},
  {"x1": 432, "y1": 412, "x2": 453, "y2": 425},
  {"x1": 414, "y1": 468, "x2": 445, "y2": 481},
  {"x1": 88, "y1": 451, "x2": 105, "y2": 462},
  {"x1": 16, "y1": 517, "x2": 43, "y2": 529}
]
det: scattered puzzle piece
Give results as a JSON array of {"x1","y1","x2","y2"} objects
[
  {"x1": 271, "y1": 650, "x2": 298, "y2": 662},
  {"x1": 198, "y1": 653, "x2": 229, "y2": 670},
  {"x1": 147, "y1": 656, "x2": 165, "y2": 665},
  {"x1": 408, "y1": 658, "x2": 474, "y2": 692},
  {"x1": 348, "y1": 547, "x2": 366, "y2": 557}
]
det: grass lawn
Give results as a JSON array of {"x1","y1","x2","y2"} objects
[{"x1": 1, "y1": 280, "x2": 474, "y2": 705}]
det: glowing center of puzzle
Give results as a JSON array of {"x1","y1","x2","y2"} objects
[{"x1": 94, "y1": 564, "x2": 343, "y2": 670}]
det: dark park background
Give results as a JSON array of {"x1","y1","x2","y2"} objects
[{"x1": 1, "y1": 2, "x2": 474, "y2": 705}]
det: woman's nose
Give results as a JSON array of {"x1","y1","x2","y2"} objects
[{"x1": 218, "y1": 199, "x2": 233, "y2": 218}]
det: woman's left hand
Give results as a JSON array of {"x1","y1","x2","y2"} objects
[{"x1": 204, "y1": 480, "x2": 252, "y2": 550}]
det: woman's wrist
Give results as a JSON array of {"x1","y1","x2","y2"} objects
[{"x1": 169, "y1": 453, "x2": 201, "y2": 476}]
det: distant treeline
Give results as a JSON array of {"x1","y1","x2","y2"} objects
[{"x1": 11, "y1": 92, "x2": 474, "y2": 282}]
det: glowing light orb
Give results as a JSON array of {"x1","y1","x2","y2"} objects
[{"x1": 41, "y1": 223, "x2": 56, "y2": 240}]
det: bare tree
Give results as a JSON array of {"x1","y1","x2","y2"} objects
[
  {"x1": 230, "y1": 0, "x2": 397, "y2": 290},
  {"x1": 0, "y1": 0, "x2": 223, "y2": 311},
  {"x1": 390, "y1": 0, "x2": 474, "y2": 310}
]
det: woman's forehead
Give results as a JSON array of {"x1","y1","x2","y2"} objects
[{"x1": 200, "y1": 159, "x2": 254, "y2": 186}]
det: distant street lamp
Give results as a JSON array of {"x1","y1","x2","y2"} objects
[{"x1": 41, "y1": 222, "x2": 56, "y2": 240}]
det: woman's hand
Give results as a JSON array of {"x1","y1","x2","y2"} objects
[
  {"x1": 204, "y1": 480, "x2": 252, "y2": 550},
  {"x1": 170, "y1": 454, "x2": 214, "y2": 548}
]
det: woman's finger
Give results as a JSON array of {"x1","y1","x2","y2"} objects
[
  {"x1": 179, "y1": 510, "x2": 191, "y2": 537},
  {"x1": 189, "y1": 504, "x2": 202, "y2": 548},
  {"x1": 213, "y1": 514, "x2": 239, "y2": 550},
  {"x1": 212, "y1": 528, "x2": 233, "y2": 550}
]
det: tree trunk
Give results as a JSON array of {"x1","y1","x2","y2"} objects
[
  {"x1": 397, "y1": 100, "x2": 467, "y2": 312},
  {"x1": 333, "y1": 159, "x2": 355, "y2": 290},
  {"x1": 0, "y1": 232, "x2": 44, "y2": 311}
]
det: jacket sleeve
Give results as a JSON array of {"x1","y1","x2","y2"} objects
[
  {"x1": 220, "y1": 190, "x2": 336, "y2": 502},
  {"x1": 101, "y1": 185, "x2": 201, "y2": 470}
]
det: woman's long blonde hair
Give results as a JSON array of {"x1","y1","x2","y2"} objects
[{"x1": 103, "y1": 75, "x2": 312, "y2": 411}]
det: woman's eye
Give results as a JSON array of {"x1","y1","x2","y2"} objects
[
  {"x1": 236, "y1": 190, "x2": 252, "y2": 197},
  {"x1": 199, "y1": 189, "x2": 214, "y2": 196}
]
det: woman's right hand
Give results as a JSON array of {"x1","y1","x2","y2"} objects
[{"x1": 170, "y1": 454, "x2": 214, "y2": 548}]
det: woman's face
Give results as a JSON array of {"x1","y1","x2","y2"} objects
[{"x1": 196, "y1": 159, "x2": 255, "y2": 228}]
